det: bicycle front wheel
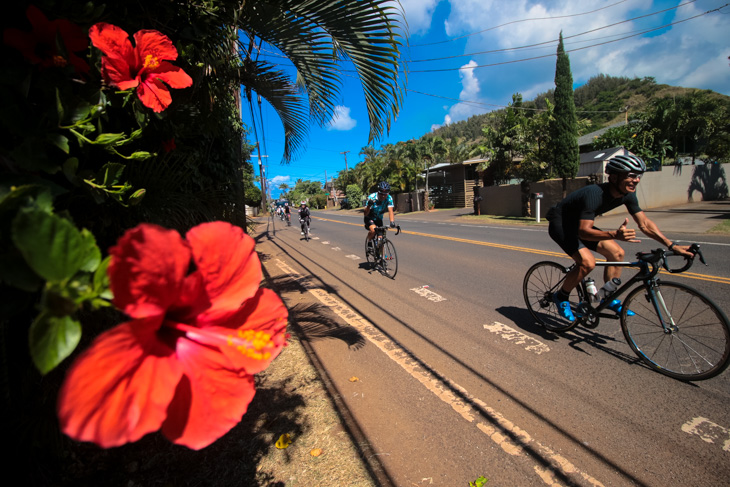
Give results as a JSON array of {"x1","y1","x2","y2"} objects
[
  {"x1": 523, "y1": 261, "x2": 581, "y2": 332},
  {"x1": 621, "y1": 282, "x2": 730, "y2": 381},
  {"x1": 380, "y1": 240, "x2": 398, "y2": 279}
]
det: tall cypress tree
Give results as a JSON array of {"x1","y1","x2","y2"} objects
[{"x1": 550, "y1": 31, "x2": 579, "y2": 180}]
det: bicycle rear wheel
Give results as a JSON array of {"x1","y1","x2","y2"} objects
[
  {"x1": 365, "y1": 236, "x2": 376, "y2": 267},
  {"x1": 523, "y1": 261, "x2": 581, "y2": 332},
  {"x1": 621, "y1": 282, "x2": 730, "y2": 381},
  {"x1": 380, "y1": 240, "x2": 398, "y2": 279}
]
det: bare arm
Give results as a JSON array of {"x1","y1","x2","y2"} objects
[
  {"x1": 632, "y1": 211, "x2": 693, "y2": 257},
  {"x1": 578, "y1": 218, "x2": 640, "y2": 243},
  {"x1": 387, "y1": 206, "x2": 395, "y2": 223}
]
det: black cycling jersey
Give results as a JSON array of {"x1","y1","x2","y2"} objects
[
  {"x1": 549, "y1": 183, "x2": 642, "y2": 256},
  {"x1": 298, "y1": 207, "x2": 310, "y2": 219}
]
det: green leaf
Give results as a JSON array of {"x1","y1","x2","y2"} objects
[
  {"x1": 97, "y1": 163, "x2": 125, "y2": 187},
  {"x1": 63, "y1": 157, "x2": 79, "y2": 183},
  {"x1": 469, "y1": 476, "x2": 488, "y2": 487},
  {"x1": 29, "y1": 311, "x2": 81, "y2": 375},
  {"x1": 11, "y1": 211, "x2": 89, "y2": 282},
  {"x1": 79, "y1": 229, "x2": 101, "y2": 272},
  {"x1": 121, "y1": 151, "x2": 153, "y2": 161},
  {"x1": 47, "y1": 133, "x2": 70, "y2": 154},
  {"x1": 93, "y1": 133, "x2": 126, "y2": 146},
  {"x1": 93, "y1": 256, "x2": 112, "y2": 296}
]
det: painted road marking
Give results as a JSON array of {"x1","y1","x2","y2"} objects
[
  {"x1": 313, "y1": 216, "x2": 730, "y2": 285},
  {"x1": 274, "y1": 258, "x2": 604, "y2": 487},
  {"x1": 411, "y1": 286, "x2": 446, "y2": 302},
  {"x1": 681, "y1": 417, "x2": 730, "y2": 451},
  {"x1": 345, "y1": 254, "x2": 360, "y2": 260},
  {"x1": 332, "y1": 247, "x2": 341, "y2": 251},
  {"x1": 322, "y1": 241, "x2": 330, "y2": 244},
  {"x1": 483, "y1": 322, "x2": 550, "y2": 355}
]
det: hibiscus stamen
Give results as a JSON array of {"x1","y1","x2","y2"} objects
[
  {"x1": 228, "y1": 330, "x2": 274, "y2": 361},
  {"x1": 143, "y1": 54, "x2": 160, "y2": 70},
  {"x1": 164, "y1": 321, "x2": 275, "y2": 361}
]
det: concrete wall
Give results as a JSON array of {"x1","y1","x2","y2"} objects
[{"x1": 475, "y1": 163, "x2": 729, "y2": 218}]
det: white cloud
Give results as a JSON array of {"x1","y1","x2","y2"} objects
[
  {"x1": 427, "y1": 0, "x2": 730, "y2": 105},
  {"x1": 433, "y1": 60, "x2": 486, "y2": 130},
  {"x1": 327, "y1": 105, "x2": 357, "y2": 131},
  {"x1": 269, "y1": 175, "x2": 291, "y2": 187},
  {"x1": 396, "y1": 0, "x2": 441, "y2": 35}
]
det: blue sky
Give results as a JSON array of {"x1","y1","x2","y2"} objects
[{"x1": 243, "y1": 0, "x2": 730, "y2": 200}]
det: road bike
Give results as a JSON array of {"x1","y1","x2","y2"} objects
[
  {"x1": 285, "y1": 212, "x2": 291, "y2": 226},
  {"x1": 523, "y1": 244, "x2": 730, "y2": 381},
  {"x1": 299, "y1": 216, "x2": 310, "y2": 241},
  {"x1": 365, "y1": 225, "x2": 400, "y2": 279}
]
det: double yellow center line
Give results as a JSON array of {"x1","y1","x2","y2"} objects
[{"x1": 313, "y1": 216, "x2": 730, "y2": 285}]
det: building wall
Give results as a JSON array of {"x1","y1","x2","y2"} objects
[{"x1": 475, "y1": 163, "x2": 729, "y2": 218}]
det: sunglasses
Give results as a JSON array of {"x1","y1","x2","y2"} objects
[{"x1": 624, "y1": 172, "x2": 643, "y2": 181}]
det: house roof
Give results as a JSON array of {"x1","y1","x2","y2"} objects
[
  {"x1": 579, "y1": 146, "x2": 633, "y2": 164},
  {"x1": 578, "y1": 121, "x2": 627, "y2": 147}
]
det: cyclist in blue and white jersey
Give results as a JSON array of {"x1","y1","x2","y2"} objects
[{"x1": 364, "y1": 181, "x2": 396, "y2": 248}]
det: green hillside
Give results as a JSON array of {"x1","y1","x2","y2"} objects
[{"x1": 429, "y1": 74, "x2": 730, "y2": 142}]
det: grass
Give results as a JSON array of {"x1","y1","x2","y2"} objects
[
  {"x1": 458, "y1": 214, "x2": 545, "y2": 225},
  {"x1": 708, "y1": 218, "x2": 730, "y2": 234}
]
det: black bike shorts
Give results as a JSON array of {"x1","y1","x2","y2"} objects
[
  {"x1": 548, "y1": 216, "x2": 600, "y2": 256},
  {"x1": 364, "y1": 216, "x2": 383, "y2": 230}
]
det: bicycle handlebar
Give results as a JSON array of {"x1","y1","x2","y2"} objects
[{"x1": 636, "y1": 243, "x2": 706, "y2": 274}]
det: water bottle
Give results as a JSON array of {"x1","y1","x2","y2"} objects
[
  {"x1": 585, "y1": 278, "x2": 598, "y2": 302},
  {"x1": 598, "y1": 278, "x2": 621, "y2": 301}
]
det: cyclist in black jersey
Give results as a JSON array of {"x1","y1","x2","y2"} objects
[
  {"x1": 548, "y1": 155, "x2": 692, "y2": 322},
  {"x1": 298, "y1": 201, "x2": 310, "y2": 235}
]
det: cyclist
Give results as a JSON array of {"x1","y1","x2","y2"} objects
[
  {"x1": 547, "y1": 154, "x2": 692, "y2": 322},
  {"x1": 364, "y1": 181, "x2": 396, "y2": 249},
  {"x1": 298, "y1": 200, "x2": 311, "y2": 235},
  {"x1": 284, "y1": 202, "x2": 291, "y2": 225}
]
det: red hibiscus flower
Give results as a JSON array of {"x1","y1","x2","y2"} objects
[
  {"x1": 88, "y1": 23, "x2": 193, "y2": 113},
  {"x1": 57, "y1": 222, "x2": 288, "y2": 450},
  {"x1": 3, "y1": 5, "x2": 89, "y2": 74}
]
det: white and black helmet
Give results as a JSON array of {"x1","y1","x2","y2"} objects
[{"x1": 605, "y1": 155, "x2": 646, "y2": 174}]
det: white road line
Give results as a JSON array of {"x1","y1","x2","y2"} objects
[
  {"x1": 274, "y1": 258, "x2": 604, "y2": 487},
  {"x1": 681, "y1": 417, "x2": 730, "y2": 451},
  {"x1": 411, "y1": 286, "x2": 447, "y2": 302},
  {"x1": 345, "y1": 254, "x2": 360, "y2": 260},
  {"x1": 332, "y1": 247, "x2": 341, "y2": 251},
  {"x1": 322, "y1": 241, "x2": 330, "y2": 244},
  {"x1": 483, "y1": 322, "x2": 550, "y2": 355}
]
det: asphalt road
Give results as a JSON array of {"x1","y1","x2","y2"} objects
[{"x1": 257, "y1": 210, "x2": 730, "y2": 487}]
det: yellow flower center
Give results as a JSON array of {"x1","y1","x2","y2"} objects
[
  {"x1": 228, "y1": 329, "x2": 274, "y2": 361},
  {"x1": 52, "y1": 55, "x2": 68, "y2": 67},
  {"x1": 143, "y1": 54, "x2": 160, "y2": 70}
]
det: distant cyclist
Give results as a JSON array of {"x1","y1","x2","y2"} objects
[
  {"x1": 284, "y1": 202, "x2": 291, "y2": 225},
  {"x1": 548, "y1": 154, "x2": 692, "y2": 322},
  {"x1": 298, "y1": 200, "x2": 311, "y2": 235},
  {"x1": 364, "y1": 181, "x2": 396, "y2": 249}
]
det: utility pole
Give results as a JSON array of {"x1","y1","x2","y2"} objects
[
  {"x1": 340, "y1": 150, "x2": 350, "y2": 187},
  {"x1": 253, "y1": 143, "x2": 267, "y2": 210}
]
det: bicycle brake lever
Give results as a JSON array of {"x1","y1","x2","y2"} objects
[
  {"x1": 693, "y1": 244, "x2": 707, "y2": 266},
  {"x1": 395, "y1": 225, "x2": 401, "y2": 235}
]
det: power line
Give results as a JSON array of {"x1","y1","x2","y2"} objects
[
  {"x1": 410, "y1": 0, "x2": 631, "y2": 47},
  {"x1": 409, "y1": 0, "x2": 698, "y2": 63},
  {"x1": 408, "y1": 4, "x2": 727, "y2": 73}
]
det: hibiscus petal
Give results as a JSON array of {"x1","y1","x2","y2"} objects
[
  {"x1": 133, "y1": 29, "x2": 179, "y2": 62},
  {"x1": 137, "y1": 77, "x2": 173, "y2": 113},
  {"x1": 217, "y1": 288, "x2": 288, "y2": 374},
  {"x1": 57, "y1": 318, "x2": 183, "y2": 448},
  {"x1": 89, "y1": 23, "x2": 136, "y2": 83},
  {"x1": 161, "y1": 338, "x2": 255, "y2": 450},
  {"x1": 109, "y1": 224, "x2": 190, "y2": 318},
  {"x1": 186, "y1": 222, "x2": 262, "y2": 324},
  {"x1": 152, "y1": 62, "x2": 193, "y2": 89}
]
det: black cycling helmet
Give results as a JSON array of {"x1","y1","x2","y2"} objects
[
  {"x1": 377, "y1": 181, "x2": 390, "y2": 194},
  {"x1": 605, "y1": 155, "x2": 646, "y2": 174}
]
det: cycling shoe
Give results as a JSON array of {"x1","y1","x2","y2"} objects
[{"x1": 553, "y1": 292, "x2": 575, "y2": 322}]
